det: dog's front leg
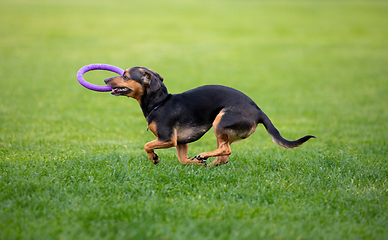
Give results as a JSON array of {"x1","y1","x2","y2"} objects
[
  {"x1": 176, "y1": 144, "x2": 207, "y2": 166},
  {"x1": 144, "y1": 139, "x2": 176, "y2": 164}
]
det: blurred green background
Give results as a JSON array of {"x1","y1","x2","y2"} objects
[{"x1": 1, "y1": 0, "x2": 387, "y2": 239}]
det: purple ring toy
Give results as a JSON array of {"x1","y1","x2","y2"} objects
[{"x1": 77, "y1": 64, "x2": 124, "y2": 92}]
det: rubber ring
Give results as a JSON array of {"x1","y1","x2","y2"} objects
[{"x1": 76, "y1": 63, "x2": 124, "y2": 92}]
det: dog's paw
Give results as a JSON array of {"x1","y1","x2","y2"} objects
[
  {"x1": 193, "y1": 155, "x2": 208, "y2": 161},
  {"x1": 190, "y1": 155, "x2": 208, "y2": 166},
  {"x1": 152, "y1": 154, "x2": 160, "y2": 165},
  {"x1": 199, "y1": 159, "x2": 207, "y2": 167}
]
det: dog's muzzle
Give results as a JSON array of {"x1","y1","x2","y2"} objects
[{"x1": 111, "y1": 87, "x2": 132, "y2": 96}]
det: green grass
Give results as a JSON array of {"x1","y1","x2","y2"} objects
[{"x1": 1, "y1": 0, "x2": 387, "y2": 239}]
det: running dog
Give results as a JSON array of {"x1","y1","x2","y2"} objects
[{"x1": 104, "y1": 67, "x2": 315, "y2": 166}]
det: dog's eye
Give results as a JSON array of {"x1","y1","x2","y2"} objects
[{"x1": 123, "y1": 74, "x2": 128, "y2": 80}]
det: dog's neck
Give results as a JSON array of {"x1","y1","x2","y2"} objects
[{"x1": 140, "y1": 87, "x2": 170, "y2": 120}]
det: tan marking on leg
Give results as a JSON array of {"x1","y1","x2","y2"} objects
[
  {"x1": 209, "y1": 155, "x2": 229, "y2": 167},
  {"x1": 197, "y1": 138, "x2": 231, "y2": 159},
  {"x1": 176, "y1": 144, "x2": 206, "y2": 165},
  {"x1": 147, "y1": 121, "x2": 158, "y2": 137},
  {"x1": 144, "y1": 138, "x2": 176, "y2": 164},
  {"x1": 208, "y1": 138, "x2": 229, "y2": 166},
  {"x1": 212, "y1": 110, "x2": 225, "y2": 129},
  {"x1": 144, "y1": 128, "x2": 177, "y2": 164},
  {"x1": 176, "y1": 144, "x2": 189, "y2": 164},
  {"x1": 195, "y1": 110, "x2": 232, "y2": 160}
]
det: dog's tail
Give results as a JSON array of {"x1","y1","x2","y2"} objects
[{"x1": 260, "y1": 112, "x2": 315, "y2": 148}]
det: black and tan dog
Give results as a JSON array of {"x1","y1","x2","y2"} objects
[{"x1": 104, "y1": 67, "x2": 315, "y2": 166}]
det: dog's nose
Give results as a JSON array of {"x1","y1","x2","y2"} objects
[{"x1": 104, "y1": 78, "x2": 112, "y2": 84}]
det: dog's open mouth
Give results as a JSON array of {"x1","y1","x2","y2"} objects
[{"x1": 111, "y1": 87, "x2": 132, "y2": 96}]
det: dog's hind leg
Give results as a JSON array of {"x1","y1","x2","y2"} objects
[
  {"x1": 193, "y1": 111, "x2": 232, "y2": 161},
  {"x1": 208, "y1": 138, "x2": 230, "y2": 166},
  {"x1": 194, "y1": 110, "x2": 258, "y2": 164},
  {"x1": 209, "y1": 155, "x2": 229, "y2": 167},
  {"x1": 176, "y1": 144, "x2": 207, "y2": 166},
  {"x1": 194, "y1": 134, "x2": 232, "y2": 161}
]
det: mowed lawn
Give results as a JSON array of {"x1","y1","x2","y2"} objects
[{"x1": 1, "y1": 0, "x2": 387, "y2": 239}]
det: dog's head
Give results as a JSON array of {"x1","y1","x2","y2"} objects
[{"x1": 104, "y1": 67, "x2": 165, "y2": 101}]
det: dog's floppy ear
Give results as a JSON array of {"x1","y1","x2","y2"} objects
[
  {"x1": 141, "y1": 71, "x2": 161, "y2": 92},
  {"x1": 149, "y1": 69, "x2": 164, "y2": 82}
]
